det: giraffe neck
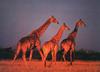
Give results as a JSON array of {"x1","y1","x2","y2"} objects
[
  {"x1": 68, "y1": 25, "x2": 78, "y2": 40},
  {"x1": 31, "y1": 19, "x2": 51, "y2": 37},
  {"x1": 73, "y1": 25, "x2": 78, "y2": 32},
  {"x1": 51, "y1": 26, "x2": 65, "y2": 43}
]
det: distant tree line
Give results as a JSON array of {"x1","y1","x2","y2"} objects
[{"x1": 0, "y1": 47, "x2": 100, "y2": 61}]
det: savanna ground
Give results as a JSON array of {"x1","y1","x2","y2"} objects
[
  {"x1": 0, "y1": 48, "x2": 100, "y2": 72},
  {"x1": 0, "y1": 60, "x2": 100, "y2": 72}
]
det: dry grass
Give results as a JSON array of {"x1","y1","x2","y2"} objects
[{"x1": 0, "y1": 60, "x2": 100, "y2": 72}]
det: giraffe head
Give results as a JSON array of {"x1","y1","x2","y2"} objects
[
  {"x1": 76, "y1": 19, "x2": 86, "y2": 28},
  {"x1": 62, "y1": 22, "x2": 70, "y2": 30},
  {"x1": 49, "y1": 16, "x2": 59, "y2": 24}
]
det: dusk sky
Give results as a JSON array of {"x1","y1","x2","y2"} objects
[{"x1": 0, "y1": 0, "x2": 100, "y2": 51}]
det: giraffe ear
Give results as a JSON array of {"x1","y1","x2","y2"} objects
[
  {"x1": 63, "y1": 22, "x2": 66, "y2": 25},
  {"x1": 79, "y1": 19, "x2": 82, "y2": 21},
  {"x1": 79, "y1": 19, "x2": 86, "y2": 27},
  {"x1": 49, "y1": 16, "x2": 54, "y2": 21},
  {"x1": 63, "y1": 22, "x2": 67, "y2": 27},
  {"x1": 63, "y1": 22, "x2": 70, "y2": 30},
  {"x1": 49, "y1": 16, "x2": 54, "y2": 18}
]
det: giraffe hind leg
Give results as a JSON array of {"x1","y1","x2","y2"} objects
[
  {"x1": 29, "y1": 49, "x2": 33, "y2": 61},
  {"x1": 62, "y1": 50, "x2": 67, "y2": 62},
  {"x1": 13, "y1": 43, "x2": 21, "y2": 61},
  {"x1": 22, "y1": 47, "x2": 27, "y2": 62},
  {"x1": 70, "y1": 49, "x2": 72, "y2": 65},
  {"x1": 37, "y1": 45, "x2": 44, "y2": 61},
  {"x1": 29, "y1": 45, "x2": 34, "y2": 61},
  {"x1": 39, "y1": 49, "x2": 44, "y2": 61}
]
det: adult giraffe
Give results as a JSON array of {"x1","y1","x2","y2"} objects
[
  {"x1": 42, "y1": 23, "x2": 70, "y2": 67},
  {"x1": 13, "y1": 16, "x2": 59, "y2": 62},
  {"x1": 60, "y1": 19, "x2": 86, "y2": 65}
]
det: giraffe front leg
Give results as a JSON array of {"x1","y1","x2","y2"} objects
[
  {"x1": 22, "y1": 48, "x2": 27, "y2": 62},
  {"x1": 70, "y1": 43, "x2": 75, "y2": 64},
  {"x1": 63, "y1": 51, "x2": 66, "y2": 61},
  {"x1": 43, "y1": 56, "x2": 46, "y2": 67},
  {"x1": 22, "y1": 53, "x2": 26, "y2": 62},
  {"x1": 53, "y1": 45, "x2": 58, "y2": 63},
  {"x1": 42, "y1": 46, "x2": 50, "y2": 67},
  {"x1": 12, "y1": 54, "x2": 18, "y2": 64},
  {"x1": 43, "y1": 52, "x2": 48, "y2": 67},
  {"x1": 52, "y1": 51, "x2": 54, "y2": 62},
  {"x1": 52, "y1": 51, "x2": 56, "y2": 65},
  {"x1": 13, "y1": 53, "x2": 18, "y2": 62},
  {"x1": 54, "y1": 52, "x2": 56, "y2": 63},
  {"x1": 51, "y1": 51, "x2": 54, "y2": 66}
]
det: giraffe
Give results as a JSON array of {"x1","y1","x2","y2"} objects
[
  {"x1": 60, "y1": 19, "x2": 86, "y2": 65},
  {"x1": 42, "y1": 23, "x2": 70, "y2": 67},
  {"x1": 13, "y1": 16, "x2": 59, "y2": 62}
]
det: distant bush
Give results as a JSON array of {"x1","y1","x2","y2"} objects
[
  {"x1": 0, "y1": 48, "x2": 100, "y2": 61},
  {"x1": 75, "y1": 49, "x2": 100, "y2": 60},
  {"x1": 0, "y1": 47, "x2": 14, "y2": 60}
]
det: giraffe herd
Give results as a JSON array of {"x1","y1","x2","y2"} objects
[{"x1": 13, "y1": 16, "x2": 86, "y2": 67}]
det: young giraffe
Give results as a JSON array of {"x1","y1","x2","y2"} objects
[
  {"x1": 13, "y1": 16, "x2": 59, "y2": 62},
  {"x1": 42, "y1": 23, "x2": 70, "y2": 67},
  {"x1": 60, "y1": 19, "x2": 86, "y2": 65}
]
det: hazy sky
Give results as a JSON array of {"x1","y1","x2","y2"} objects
[{"x1": 0, "y1": 0, "x2": 100, "y2": 51}]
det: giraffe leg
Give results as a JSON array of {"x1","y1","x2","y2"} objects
[
  {"x1": 51, "y1": 45, "x2": 58, "y2": 65},
  {"x1": 54, "y1": 52, "x2": 56, "y2": 65},
  {"x1": 63, "y1": 51, "x2": 66, "y2": 61},
  {"x1": 72, "y1": 51, "x2": 75, "y2": 61},
  {"x1": 54, "y1": 45, "x2": 58, "y2": 63},
  {"x1": 42, "y1": 46, "x2": 50, "y2": 67},
  {"x1": 70, "y1": 43, "x2": 75, "y2": 64},
  {"x1": 54, "y1": 52, "x2": 56, "y2": 62},
  {"x1": 52, "y1": 51, "x2": 54, "y2": 62},
  {"x1": 51, "y1": 51, "x2": 54, "y2": 66},
  {"x1": 29, "y1": 49, "x2": 33, "y2": 61},
  {"x1": 72, "y1": 43, "x2": 75, "y2": 62},
  {"x1": 22, "y1": 47, "x2": 27, "y2": 62},
  {"x1": 22, "y1": 52, "x2": 26, "y2": 62},
  {"x1": 35, "y1": 40, "x2": 44, "y2": 60},
  {"x1": 52, "y1": 50, "x2": 56, "y2": 65},
  {"x1": 36, "y1": 44, "x2": 44, "y2": 61},
  {"x1": 70, "y1": 49, "x2": 72, "y2": 65},
  {"x1": 13, "y1": 53, "x2": 18, "y2": 61},
  {"x1": 13, "y1": 43, "x2": 21, "y2": 62},
  {"x1": 43, "y1": 56, "x2": 46, "y2": 67},
  {"x1": 12, "y1": 54, "x2": 18, "y2": 64},
  {"x1": 39, "y1": 49, "x2": 44, "y2": 60},
  {"x1": 43, "y1": 51, "x2": 48, "y2": 67}
]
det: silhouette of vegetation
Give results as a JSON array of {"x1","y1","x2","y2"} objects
[
  {"x1": 0, "y1": 47, "x2": 100, "y2": 61},
  {"x1": 0, "y1": 47, "x2": 13, "y2": 60},
  {"x1": 75, "y1": 49, "x2": 100, "y2": 60}
]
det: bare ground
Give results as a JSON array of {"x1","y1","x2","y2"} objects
[{"x1": 0, "y1": 60, "x2": 100, "y2": 72}]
